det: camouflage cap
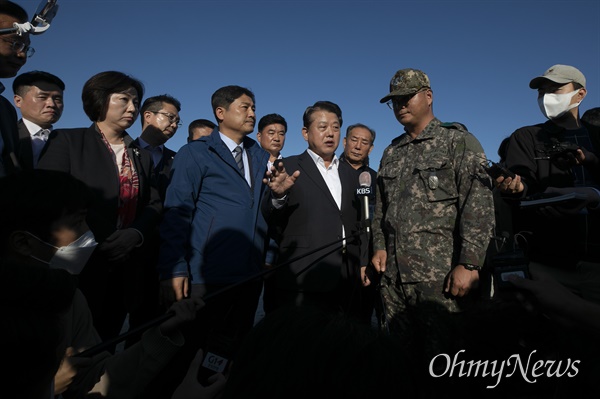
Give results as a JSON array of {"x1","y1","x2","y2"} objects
[
  {"x1": 380, "y1": 68, "x2": 431, "y2": 103},
  {"x1": 529, "y1": 65, "x2": 586, "y2": 89}
]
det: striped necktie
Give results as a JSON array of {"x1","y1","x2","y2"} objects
[{"x1": 233, "y1": 146, "x2": 244, "y2": 175}]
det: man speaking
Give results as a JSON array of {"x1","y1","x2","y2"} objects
[{"x1": 264, "y1": 100, "x2": 371, "y2": 323}]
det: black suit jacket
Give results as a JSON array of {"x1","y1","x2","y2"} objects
[
  {"x1": 16, "y1": 119, "x2": 37, "y2": 170},
  {"x1": 339, "y1": 156, "x2": 377, "y2": 220},
  {"x1": 38, "y1": 124, "x2": 162, "y2": 243},
  {"x1": 0, "y1": 95, "x2": 21, "y2": 176},
  {"x1": 158, "y1": 146, "x2": 177, "y2": 204},
  {"x1": 133, "y1": 138, "x2": 176, "y2": 202},
  {"x1": 269, "y1": 151, "x2": 368, "y2": 293}
]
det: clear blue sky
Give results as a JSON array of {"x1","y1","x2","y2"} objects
[{"x1": 8, "y1": 0, "x2": 600, "y2": 167}]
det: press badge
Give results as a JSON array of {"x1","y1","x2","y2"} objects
[
  {"x1": 201, "y1": 351, "x2": 228, "y2": 373},
  {"x1": 428, "y1": 172, "x2": 439, "y2": 190}
]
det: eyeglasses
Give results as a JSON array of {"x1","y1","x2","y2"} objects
[
  {"x1": 385, "y1": 88, "x2": 428, "y2": 110},
  {"x1": 151, "y1": 111, "x2": 182, "y2": 127},
  {"x1": 0, "y1": 37, "x2": 35, "y2": 58}
]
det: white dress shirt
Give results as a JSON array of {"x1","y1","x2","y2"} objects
[
  {"x1": 267, "y1": 153, "x2": 283, "y2": 171},
  {"x1": 307, "y1": 149, "x2": 345, "y2": 244},
  {"x1": 307, "y1": 149, "x2": 342, "y2": 209},
  {"x1": 23, "y1": 118, "x2": 51, "y2": 168},
  {"x1": 220, "y1": 132, "x2": 251, "y2": 185}
]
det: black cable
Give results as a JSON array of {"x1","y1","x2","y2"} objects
[{"x1": 74, "y1": 230, "x2": 364, "y2": 358}]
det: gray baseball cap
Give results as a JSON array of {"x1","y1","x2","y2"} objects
[
  {"x1": 529, "y1": 65, "x2": 586, "y2": 89},
  {"x1": 380, "y1": 68, "x2": 430, "y2": 103}
]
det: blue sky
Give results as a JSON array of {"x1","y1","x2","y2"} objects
[{"x1": 7, "y1": 0, "x2": 600, "y2": 167}]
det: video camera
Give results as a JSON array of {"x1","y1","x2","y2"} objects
[{"x1": 536, "y1": 141, "x2": 580, "y2": 163}]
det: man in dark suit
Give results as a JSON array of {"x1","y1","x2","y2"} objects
[
  {"x1": 339, "y1": 122, "x2": 379, "y2": 322},
  {"x1": 0, "y1": 1, "x2": 31, "y2": 176},
  {"x1": 126, "y1": 94, "x2": 182, "y2": 346},
  {"x1": 340, "y1": 122, "x2": 377, "y2": 217},
  {"x1": 12, "y1": 70, "x2": 64, "y2": 169},
  {"x1": 0, "y1": 94, "x2": 19, "y2": 176},
  {"x1": 264, "y1": 100, "x2": 370, "y2": 322},
  {"x1": 135, "y1": 94, "x2": 181, "y2": 201}
]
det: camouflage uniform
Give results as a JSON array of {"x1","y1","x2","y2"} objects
[{"x1": 373, "y1": 118, "x2": 494, "y2": 330}]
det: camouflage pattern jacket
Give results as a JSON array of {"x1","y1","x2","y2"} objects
[{"x1": 373, "y1": 118, "x2": 494, "y2": 283}]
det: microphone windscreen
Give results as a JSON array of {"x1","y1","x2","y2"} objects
[{"x1": 359, "y1": 171, "x2": 371, "y2": 187}]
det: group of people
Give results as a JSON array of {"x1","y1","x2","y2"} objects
[{"x1": 2, "y1": 1, "x2": 600, "y2": 398}]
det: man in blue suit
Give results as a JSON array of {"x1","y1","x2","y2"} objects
[
  {"x1": 159, "y1": 85, "x2": 272, "y2": 302},
  {"x1": 152, "y1": 85, "x2": 297, "y2": 396}
]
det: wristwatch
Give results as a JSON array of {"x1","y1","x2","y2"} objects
[{"x1": 462, "y1": 263, "x2": 481, "y2": 271}]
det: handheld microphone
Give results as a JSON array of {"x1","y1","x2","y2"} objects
[
  {"x1": 31, "y1": 0, "x2": 59, "y2": 32},
  {"x1": 356, "y1": 171, "x2": 372, "y2": 233},
  {"x1": 2, "y1": 0, "x2": 59, "y2": 36}
]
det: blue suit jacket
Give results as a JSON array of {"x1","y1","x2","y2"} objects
[{"x1": 158, "y1": 128, "x2": 270, "y2": 285}]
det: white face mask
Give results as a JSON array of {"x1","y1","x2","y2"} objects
[
  {"x1": 538, "y1": 89, "x2": 581, "y2": 120},
  {"x1": 29, "y1": 230, "x2": 98, "y2": 275}
]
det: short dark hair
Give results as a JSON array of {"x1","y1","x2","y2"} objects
[
  {"x1": 187, "y1": 119, "x2": 216, "y2": 142},
  {"x1": 0, "y1": 170, "x2": 93, "y2": 250},
  {"x1": 141, "y1": 94, "x2": 181, "y2": 114},
  {"x1": 497, "y1": 136, "x2": 511, "y2": 164},
  {"x1": 188, "y1": 118, "x2": 216, "y2": 134},
  {"x1": 0, "y1": 1, "x2": 28, "y2": 22},
  {"x1": 582, "y1": 108, "x2": 600, "y2": 148},
  {"x1": 345, "y1": 123, "x2": 375, "y2": 143},
  {"x1": 12, "y1": 70, "x2": 65, "y2": 96},
  {"x1": 258, "y1": 113, "x2": 287, "y2": 133},
  {"x1": 582, "y1": 107, "x2": 600, "y2": 127},
  {"x1": 81, "y1": 71, "x2": 144, "y2": 122},
  {"x1": 140, "y1": 94, "x2": 181, "y2": 126},
  {"x1": 211, "y1": 85, "x2": 255, "y2": 120},
  {"x1": 302, "y1": 101, "x2": 343, "y2": 129}
]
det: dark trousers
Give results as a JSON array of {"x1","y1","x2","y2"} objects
[
  {"x1": 264, "y1": 251, "x2": 372, "y2": 325},
  {"x1": 77, "y1": 252, "x2": 129, "y2": 353},
  {"x1": 124, "y1": 242, "x2": 162, "y2": 348}
]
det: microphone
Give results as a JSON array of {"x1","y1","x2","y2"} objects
[
  {"x1": 356, "y1": 171, "x2": 372, "y2": 233},
  {"x1": 2, "y1": 0, "x2": 59, "y2": 36},
  {"x1": 31, "y1": 0, "x2": 59, "y2": 32}
]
